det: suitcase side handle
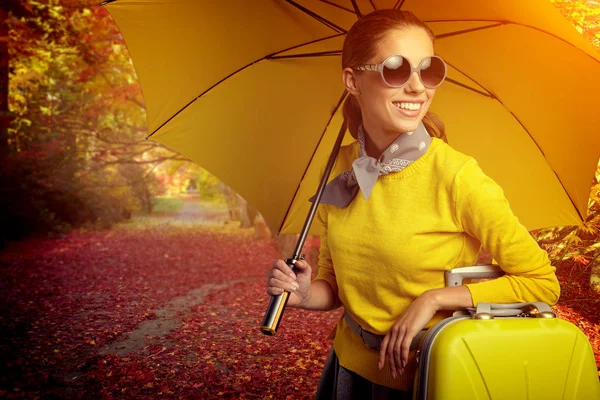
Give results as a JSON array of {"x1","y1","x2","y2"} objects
[
  {"x1": 445, "y1": 264, "x2": 504, "y2": 287},
  {"x1": 473, "y1": 302, "x2": 556, "y2": 319}
]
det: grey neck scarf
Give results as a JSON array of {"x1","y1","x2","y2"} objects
[{"x1": 314, "y1": 122, "x2": 432, "y2": 208}]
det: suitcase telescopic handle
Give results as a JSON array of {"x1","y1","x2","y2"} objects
[
  {"x1": 445, "y1": 266, "x2": 557, "y2": 319},
  {"x1": 472, "y1": 302, "x2": 557, "y2": 319},
  {"x1": 445, "y1": 264, "x2": 505, "y2": 287}
]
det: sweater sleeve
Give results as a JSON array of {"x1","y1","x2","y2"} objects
[
  {"x1": 454, "y1": 158, "x2": 560, "y2": 306},
  {"x1": 313, "y1": 205, "x2": 338, "y2": 296}
]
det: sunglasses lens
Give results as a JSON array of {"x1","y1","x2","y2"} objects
[
  {"x1": 382, "y1": 55, "x2": 411, "y2": 87},
  {"x1": 420, "y1": 56, "x2": 446, "y2": 88}
]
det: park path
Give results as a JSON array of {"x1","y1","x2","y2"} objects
[
  {"x1": 172, "y1": 194, "x2": 227, "y2": 222},
  {"x1": 1, "y1": 196, "x2": 597, "y2": 399},
  {"x1": 0, "y1": 196, "x2": 340, "y2": 399}
]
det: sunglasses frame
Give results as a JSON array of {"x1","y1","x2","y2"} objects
[{"x1": 354, "y1": 54, "x2": 447, "y2": 89}]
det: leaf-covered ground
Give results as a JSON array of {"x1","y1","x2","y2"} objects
[{"x1": 0, "y1": 198, "x2": 598, "y2": 399}]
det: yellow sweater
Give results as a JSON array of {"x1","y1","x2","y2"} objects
[{"x1": 314, "y1": 138, "x2": 560, "y2": 390}]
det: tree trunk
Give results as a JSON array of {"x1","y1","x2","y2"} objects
[
  {"x1": 218, "y1": 183, "x2": 260, "y2": 229},
  {"x1": 277, "y1": 234, "x2": 299, "y2": 260},
  {"x1": 238, "y1": 194, "x2": 255, "y2": 228},
  {"x1": 253, "y1": 215, "x2": 272, "y2": 240},
  {"x1": 143, "y1": 186, "x2": 153, "y2": 214},
  {"x1": 590, "y1": 258, "x2": 600, "y2": 291},
  {"x1": 0, "y1": 8, "x2": 13, "y2": 159},
  {"x1": 219, "y1": 183, "x2": 240, "y2": 221}
]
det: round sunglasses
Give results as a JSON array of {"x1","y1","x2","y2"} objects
[{"x1": 354, "y1": 55, "x2": 447, "y2": 89}]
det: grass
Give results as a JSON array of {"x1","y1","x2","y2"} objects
[{"x1": 151, "y1": 196, "x2": 185, "y2": 213}]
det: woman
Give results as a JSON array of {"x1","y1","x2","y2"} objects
[{"x1": 266, "y1": 9, "x2": 560, "y2": 399}]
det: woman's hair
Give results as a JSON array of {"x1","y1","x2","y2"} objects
[{"x1": 342, "y1": 9, "x2": 447, "y2": 142}]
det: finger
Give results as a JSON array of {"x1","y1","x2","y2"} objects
[
  {"x1": 393, "y1": 331, "x2": 404, "y2": 377},
  {"x1": 387, "y1": 330, "x2": 399, "y2": 378},
  {"x1": 272, "y1": 259, "x2": 296, "y2": 278},
  {"x1": 292, "y1": 259, "x2": 311, "y2": 275},
  {"x1": 267, "y1": 277, "x2": 299, "y2": 293},
  {"x1": 270, "y1": 268, "x2": 297, "y2": 285},
  {"x1": 388, "y1": 328, "x2": 404, "y2": 378},
  {"x1": 378, "y1": 335, "x2": 390, "y2": 370},
  {"x1": 266, "y1": 286, "x2": 285, "y2": 296},
  {"x1": 400, "y1": 333, "x2": 413, "y2": 371}
]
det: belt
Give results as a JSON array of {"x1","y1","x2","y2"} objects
[{"x1": 344, "y1": 312, "x2": 427, "y2": 351}]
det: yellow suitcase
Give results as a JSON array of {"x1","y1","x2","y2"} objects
[{"x1": 413, "y1": 266, "x2": 600, "y2": 400}]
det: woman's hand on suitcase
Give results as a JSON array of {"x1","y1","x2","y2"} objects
[
  {"x1": 378, "y1": 292, "x2": 440, "y2": 378},
  {"x1": 266, "y1": 259, "x2": 311, "y2": 307}
]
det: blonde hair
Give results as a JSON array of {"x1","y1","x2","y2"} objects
[{"x1": 342, "y1": 9, "x2": 447, "y2": 142}]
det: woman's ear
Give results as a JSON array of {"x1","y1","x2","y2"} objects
[{"x1": 342, "y1": 67, "x2": 360, "y2": 96}]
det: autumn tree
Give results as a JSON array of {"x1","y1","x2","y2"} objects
[
  {"x1": 536, "y1": 0, "x2": 600, "y2": 291},
  {"x1": 0, "y1": 0, "x2": 184, "y2": 245}
]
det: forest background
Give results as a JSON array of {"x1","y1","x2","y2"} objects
[
  {"x1": 0, "y1": 0, "x2": 599, "y2": 398},
  {"x1": 2, "y1": 0, "x2": 599, "y2": 309}
]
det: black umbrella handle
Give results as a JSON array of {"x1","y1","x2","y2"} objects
[{"x1": 260, "y1": 120, "x2": 347, "y2": 335}]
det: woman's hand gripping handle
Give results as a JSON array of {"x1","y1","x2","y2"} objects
[{"x1": 266, "y1": 259, "x2": 312, "y2": 308}]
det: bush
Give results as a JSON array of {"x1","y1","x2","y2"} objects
[{"x1": 0, "y1": 150, "x2": 161, "y2": 247}]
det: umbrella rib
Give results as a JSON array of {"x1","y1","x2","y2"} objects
[
  {"x1": 318, "y1": 0, "x2": 354, "y2": 14},
  {"x1": 266, "y1": 33, "x2": 344, "y2": 58},
  {"x1": 278, "y1": 91, "x2": 349, "y2": 233},
  {"x1": 443, "y1": 61, "x2": 545, "y2": 155},
  {"x1": 369, "y1": 0, "x2": 377, "y2": 11},
  {"x1": 501, "y1": 112, "x2": 584, "y2": 222},
  {"x1": 395, "y1": 0, "x2": 406, "y2": 9},
  {"x1": 350, "y1": 0, "x2": 362, "y2": 18},
  {"x1": 268, "y1": 50, "x2": 342, "y2": 59},
  {"x1": 147, "y1": 34, "x2": 343, "y2": 139},
  {"x1": 446, "y1": 62, "x2": 585, "y2": 221},
  {"x1": 285, "y1": 0, "x2": 348, "y2": 34},
  {"x1": 435, "y1": 23, "x2": 505, "y2": 39},
  {"x1": 445, "y1": 78, "x2": 492, "y2": 98},
  {"x1": 427, "y1": 19, "x2": 600, "y2": 65},
  {"x1": 444, "y1": 60, "x2": 495, "y2": 98}
]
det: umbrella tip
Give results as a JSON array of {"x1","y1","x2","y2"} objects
[{"x1": 100, "y1": 0, "x2": 116, "y2": 6}]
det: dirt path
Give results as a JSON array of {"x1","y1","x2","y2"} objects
[
  {"x1": 0, "y1": 197, "x2": 318, "y2": 398},
  {"x1": 5, "y1": 196, "x2": 595, "y2": 398},
  {"x1": 99, "y1": 278, "x2": 256, "y2": 356},
  {"x1": 99, "y1": 197, "x2": 260, "y2": 359}
]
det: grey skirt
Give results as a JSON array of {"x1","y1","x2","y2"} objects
[{"x1": 315, "y1": 348, "x2": 413, "y2": 400}]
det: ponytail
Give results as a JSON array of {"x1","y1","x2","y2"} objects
[
  {"x1": 423, "y1": 112, "x2": 447, "y2": 143},
  {"x1": 342, "y1": 95, "x2": 363, "y2": 139}
]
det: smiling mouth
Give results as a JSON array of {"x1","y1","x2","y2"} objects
[{"x1": 392, "y1": 102, "x2": 422, "y2": 111}]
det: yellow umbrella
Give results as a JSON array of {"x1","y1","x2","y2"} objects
[{"x1": 102, "y1": 0, "x2": 600, "y2": 235}]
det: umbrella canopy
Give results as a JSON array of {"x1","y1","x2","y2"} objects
[{"x1": 103, "y1": 0, "x2": 600, "y2": 234}]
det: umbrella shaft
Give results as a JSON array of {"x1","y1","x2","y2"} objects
[
  {"x1": 260, "y1": 119, "x2": 348, "y2": 335},
  {"x1": 292, "y1": 119, "x2": 348, "y2": 259}
]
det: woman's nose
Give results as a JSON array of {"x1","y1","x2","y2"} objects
[{"x1": 405, "y1": 71, "x2": 425, "y2": 93}]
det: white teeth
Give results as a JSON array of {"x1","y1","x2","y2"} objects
[{"x1": 394, "y1": 102, "x2": 421, "y2": 111}]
